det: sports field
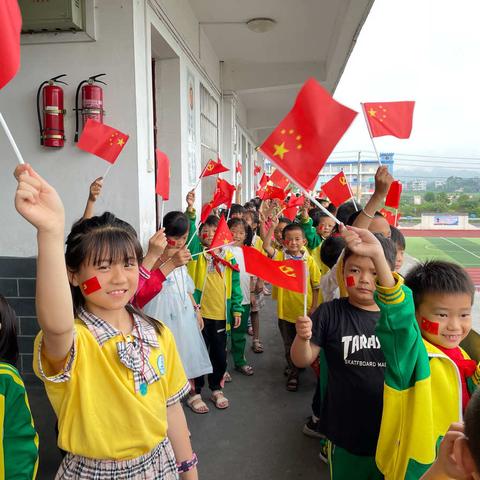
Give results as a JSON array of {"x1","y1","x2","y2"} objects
[{"x1": 402, "y1": 233, "x2": 480, "y2": 289}]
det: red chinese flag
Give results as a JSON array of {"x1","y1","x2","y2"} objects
[
  {"x1": 287, "y1": 195, "x2": 305, "y2": 208},
  {"x1": 385, "y1": 180, "x2": 402, "y2": 209},
  {"x1": 242, "y1": 246, "x2": 305, "y2": 294},
  {"x1": 321, "y1": 171, "x2": 352, "y2": 207},
  {"x1": 0, "y1": 1, "x2": 21, "y2": 90},
  {"x1": 155, "y1": 150, "x2": 170, "y2": 200},
  {"x1": 363, "y1": 101, "x2": 415, "y2": 139},
  {"x1": 282, "y1": 205, "x2": 299, "y2": 221},
  {"x1": 270, "y1": 169, "x2": 290, "y2": 189},
  {"x1": 201, "y1": 178, "x2": 236, "y2": 222},
  {"x1": 210, "y1": 216, "x2": 234, "y2": 250},
  {"x1": 236, "y1": 161, "x2": 242, "y2": 174},
  {"x1": 259, "y1": 173, "x2": 269, "y2": 189},
  {"x1": 82, "y1": 276, "x2": 101, "y2": 295},
  {"x1": 380, "y1": 208, "x2": 400, "y2": 227},
  {"x1": 259, "y1": 185, "x2": 288, "y2": 202},
  {"x1": 254, "y1": 164, "x2": 262, "y2": 175},
  {"x1": 200, "y1": 158, "x2": 229, "y2": 178},
  {"x1": 260, "y1": 78, "x2": 357, "y2": 191},
  {"x1": 77, "y1": 119, "x2": 129, "y2": 164}
]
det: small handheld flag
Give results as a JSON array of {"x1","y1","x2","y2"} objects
[
  {"x1": 155, "y1": 150, "x2": 170, "y2": 200},
  {"x1": 321, "y1": 171, "x2": 352, "y2": 207},
  {"x1": 77, "y1": 119, "x2": 129, "y2": 164},
  {"x1": 242, "y1": 246, "x2": 305, "y2": 294},
  {"x1": 362, "y1": 101, "x2": 415, "y2": 139},
  {"x1": 385, "y1": 180, "x2": 402, "y2": 209},
  {"x1": 200, "y1": 158, "x2": 229, "y2": 178},
  {"x1": 210, "y1": 216, "x2": 234, "y2": 250}
]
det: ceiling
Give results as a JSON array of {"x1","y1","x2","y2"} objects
[{"x1": 189, "y1": 0, "x2": 374, "y2": 142}]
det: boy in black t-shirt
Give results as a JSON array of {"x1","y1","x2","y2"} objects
[{"x1": 291, "y1": 227, "x2": 396, "y2": 480}]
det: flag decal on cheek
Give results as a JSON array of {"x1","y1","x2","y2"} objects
[
  {"x1": 346, "y1": 276, "x2": 355, "y2": 287},
  {"x1": 421, "y1": 317, "x2": 439, "y2": 335},
  {"x1": 167, "y1": 239, "x2": 176, "y2": 246},
  {"x1": 82, "y1": 276, "x2": 101, "y2": 295}
]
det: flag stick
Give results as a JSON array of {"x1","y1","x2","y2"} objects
[
  {"x1": 102, "y1": 163, "x2": 114, "y2": 179},
  {"x1": 159, "y1": 196, "x2": 165, "y2": 228},
  {"x1": 191, "y1": 241, "x2": 235, "y2": 258},
  {"x1": 303, "y1": 260, "x2": 308, "y2": 317},
  {"x1": 226, "y1": 208, "x2": 231, "y2": 222},
  {"x1": 186, "y1": 221, "x2": 201, "y2": 249},
  {"x1": 346, "y1": 182, "x2": 359, "y2": 211},
  {"x1": 0, "y1": 113, "x2": 25, "y2": 165},
  {"x1": 191, "y1": 176, "x2": 201, "y2": 193},
  {"x1": 257, "y1": 148, "x2": 340, "y2": 225},
  {"x1": 360, "y1": 103, "x2": 382, "y2": 166},
  {"x1": 394, "y1": 208, "x2": 399, "y2": 227}
]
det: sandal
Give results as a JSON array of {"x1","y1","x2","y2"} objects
[
  {"x1": 186, "y1": 394, "x2": 209, "y2": 414},
  {"x1": 286, "y1": 376, "x2": 298, "y2": 392},
  {"x1": 252, "y1": 340, "x2": 264, "y2": 354},
  {"x1": 210, "y1": 390, "x2": 229, "y2": 409},
  {"x1": 235, "y1": 364, "x2": 254, "y2": 376}
]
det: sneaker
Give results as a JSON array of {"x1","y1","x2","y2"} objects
[
  {"x1": 318, "y1": 438, "x2": 329, "y2": 464},
  {"x1": 303, "y1": 416, "x2": 326, "y2": 439}
]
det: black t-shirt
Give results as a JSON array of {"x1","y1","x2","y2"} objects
[{"x1": 311, "y1": 297, "x2": 385, "y2": 456}]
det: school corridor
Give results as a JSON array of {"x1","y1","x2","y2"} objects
[{"x1": 28, "y1": 296, "x2": 328, "y2": 479}]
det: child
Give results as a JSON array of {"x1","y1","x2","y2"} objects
[
  {"x1": 185, "y1": 192, "x2": 243, "y2": 412},
  {"x1": 421, "y1": 390, "x2": 480, "y2": 479},
  {"x1": 291, "y1": 227, "x2": 397, "y2": 479},
  {"x1": 389, "y1": 225, "x2": 406, "y2": 272},
  {"x1": 82, "y1": 176, "x2": 103, "y2": 220},
  {"x1": 264, "y1": 219, "x2": 321, "y2": 392},
  {"x1": 229, "y1": 203, "x2": 245, "y2": 219},
  {"x1": 243, "y1": 210, "x2": 266, "y2": 352},
  {"x1": 227, "y1": 217, "x2": 254, "y2": 375},
  {"x1": 0, "y1": 294, "x2": 39, "y2": 478},
  {"x1": 14, "y1": 165, "x2": 197, "y2": 479},
  {"x1": 373, "y1": 257, "x2": 477, "y2": 480},
  {"x1": 143, "y1": 212, "x2": 212, "y2": 383}
]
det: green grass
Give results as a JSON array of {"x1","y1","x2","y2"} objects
[{"x1": 406, "y1": 237, "x2": 480, "y2": 267}]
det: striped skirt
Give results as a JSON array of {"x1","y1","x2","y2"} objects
[{"x1": 55, "y1": 438, "x2": 178, "y2": 480}]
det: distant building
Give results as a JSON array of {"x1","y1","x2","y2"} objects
[
  {"x1": 411, "y1": 179, "x2": 427, "y2": 191},
  {"x1": 315, "y1": 152, "x2": 394, "y2": 201},
  {"x1": 435, "y1": 180, "x2": 446, "y2": 188}
]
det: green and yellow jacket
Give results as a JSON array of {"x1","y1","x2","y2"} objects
[
  {"x1": 0, "y1": 362, "x2": 38, "y2": 479},
  {"x1": 374, "y1": 277, "x2": 479, "y2": 480},
  {"x1": 186, "y1": 211, "x2": 243, "y2": 326}
]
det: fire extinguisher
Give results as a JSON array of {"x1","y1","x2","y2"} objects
[
  {"x1": 74, "y1": 73, "x2": 106, "y2": 142},
  {"x1": 36, "y1": 74, "x2": 68, "y2": 148}
]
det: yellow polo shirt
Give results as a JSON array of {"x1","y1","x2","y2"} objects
[
  {"x1": 33, "y1": 319, "x2": 188, "y2": 460},
  {"x1": 273, "y1": 250, "x2": 321, "y2": 323},
  {"x1": 201, "y1": 270, "x2": 227, "y2": 320}
]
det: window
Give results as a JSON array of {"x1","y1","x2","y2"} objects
[{"x1": 200, "y1": 83, "x2": 219, "y2": 203}]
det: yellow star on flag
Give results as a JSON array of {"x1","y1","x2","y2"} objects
[
  {"x1": 368, "y1": 108, "x2": 377, "y2": 117},
  {"x1": 273, "y1": 142, "x2": 289, "y2": 160},
  {"x1": 117, "y1": 138, "x2": 125, "y2": 147}
]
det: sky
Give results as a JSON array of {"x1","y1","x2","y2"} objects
[{"x1": 331, "y1": 0, "x2": 480, "y2": 177}]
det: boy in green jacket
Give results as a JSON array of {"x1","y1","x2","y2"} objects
[{"x1": 341, "y1": 225, "x2": 478, "y2": 480}]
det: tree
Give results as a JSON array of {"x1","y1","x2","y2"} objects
[{"x1": 424, "y1": 192, "x2": 435, "y2": 202}]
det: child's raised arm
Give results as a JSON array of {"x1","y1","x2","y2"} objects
[
  {"x1": 262, "y1": 215, "x2": 278, "y2": 258},
  {"x1": 82, "y1": 176, "x2": 103, "y2": 220},
  {"x1": 14, "y1": 165, "x2": 74, "y2": 365},
  {"x1": 341, "y1": 225, "x2": 395, "y2": 288},
  {"x1": 353, "y1": 166, "x2": 393, "y2": 230}
]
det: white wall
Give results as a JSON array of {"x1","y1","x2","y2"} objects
[{"x1": 1, "y1": 0, "x2": 141, "y2": 256}]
